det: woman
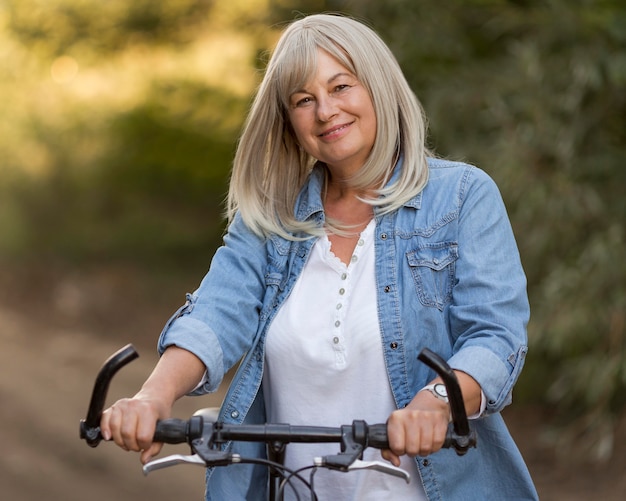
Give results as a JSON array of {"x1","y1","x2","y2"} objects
[{"x1": 101, "y1": 13, "x2": 538, "y2": 500}]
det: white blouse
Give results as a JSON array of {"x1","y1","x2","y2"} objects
[{"x1": 263, "y1": 220, "x2": 426, "y2": 500}]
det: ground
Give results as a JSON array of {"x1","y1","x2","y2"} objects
[{"x1": 1, "y1": 263, "x2": 624, "y2": 500}]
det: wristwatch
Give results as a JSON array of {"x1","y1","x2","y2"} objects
[{"x1": 420, "y1": 383, "x2": 449, "y2": 404}]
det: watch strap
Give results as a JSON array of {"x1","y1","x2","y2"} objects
[{"x1": 419, "y1": 383, "x2": 449, "y2": 404}]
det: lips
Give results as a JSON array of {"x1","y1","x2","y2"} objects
[{"x1": 318, "y1": 122, "x2": 352, "y2": 138}]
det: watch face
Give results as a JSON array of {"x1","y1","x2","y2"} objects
[{"x1": 434, "y1": 384, "x2": 448, "y2": 398}]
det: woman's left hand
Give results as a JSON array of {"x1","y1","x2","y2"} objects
[{"x1": 382, "y1": 390, "x2": 451, "y2": 466}]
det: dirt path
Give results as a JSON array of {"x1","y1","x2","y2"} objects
[
  {"x1": 0, "y1": 304, "x2": 216, "y2": 501},
  {"x1": 1, "y1": 266, "x2": 624, "y2": 500}
]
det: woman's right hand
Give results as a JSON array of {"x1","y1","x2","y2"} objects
[
  {"x1": 100, "y1": 391, "x2": 171, "y2": 464},
  {"x1": 99, "y1": 346, "x2": 206, "y2": 464}
]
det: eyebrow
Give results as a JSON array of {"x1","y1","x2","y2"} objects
[
  {"x1": 291, "y1": 72, "x2": 355, "y2": 97},
  {"x1": 327, "y1": 72, "x2": 353, "y2": 84}
]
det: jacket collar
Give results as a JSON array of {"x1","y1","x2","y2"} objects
[
  {"x1": 294, "y1": 156, "x2": 424, "y2": 222},
  {"x1": 294, "y1": 163, "x2": 326, "y2": 223}
]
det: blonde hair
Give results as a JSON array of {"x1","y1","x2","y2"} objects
[{"x1": 227, "y1": 13, "x2": 430, "y2": 239}]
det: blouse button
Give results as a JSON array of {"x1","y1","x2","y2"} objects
[
  {"x1": 351, "y1": 255, "x2": 358, "y2": 263},
  {"x1": 336, "y1": 303, "x2": 343, "y2": 310},
  {"x1": 333, "y1": 337, "x2": 340, "y2": 344},
  {"x1": 335, "y1": 320, "x2": 341, "y2": 327},
  {"x1": 341, "y1": 273, "x2": 348, "y2": 280},
  {"x1": 358, "y1": 239, "x2": 364, "y2": 246},
  {"x1": 339, "y1": 288, "x2": 345, "y2": 295}
]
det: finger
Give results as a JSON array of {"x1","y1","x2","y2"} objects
[
  {"x1": 432, "y1": 417, "x2": 449, "y2": 451},
  {"x1": 418, "y1": 414, "x2": 450, "y2": 456},
  {"x1": 406, "y1": 428, "x2": 427, "y2": 457},
  {"x1": 119, "y1": 411, "x2": 142, "y2": 452},
  {"x1": 100, "y1": 408, "x2": 112, "y2": 441},
  {"x1": 106, "y1": 404, "x2": 128, "y2": 449},
  {"x1": 418, "y1": 430, "x2": 435, "y2": 457},
  {"x1": 386, "y1": 413, "x2": 406, "y2": 457},
  {"x1": 135, "y1": 414, "x2": 157, "y2": 452},
  {"x1": 141, "y1": 442, "x2": 163, "y2": 464},
  {"x1": 381, "y1": 449, "x2": 401, "y2": 467}
]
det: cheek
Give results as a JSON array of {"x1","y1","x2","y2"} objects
[
  {"x1": 355, "y1": 94, "x2": 377, "y2": 138},
  {"x1": 366, "y1": 102, "x2": 377, "y2": 130},
  {"x1": 288, "y1": 115, "x2": 309, "y2": 144},
  {"x1": 365, "y1": 112, "x2": 377, "y2": 144}
]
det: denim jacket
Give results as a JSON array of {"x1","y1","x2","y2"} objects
[{"x1": 158, "y1": 157, "x2": 538, "y2": 500}]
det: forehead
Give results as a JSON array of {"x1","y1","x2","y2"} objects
[
  {"x1": 276, "y1": 44, "x2": 356, "y2": 101},
  {"x1": 314, "y1": 50, "x2": 353, "y2": 78}
]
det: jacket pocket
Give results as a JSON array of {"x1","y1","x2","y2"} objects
[{"x1": 407, "y1": 242, "x2": 458, "y2": 310}]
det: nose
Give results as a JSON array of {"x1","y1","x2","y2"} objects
[{"x1": 316, "y1": 95, "x2": 338, "y2": 123}]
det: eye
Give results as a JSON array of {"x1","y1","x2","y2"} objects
[
  {"x1": 296, "y1": 96, "x2": 313, "y2": 107},
  {"x1": 334, "y1": 84, "x2": 350, "y2": 93},
  {"x1": 290, "y1": 94, "x2": 314, "y2": 108}
]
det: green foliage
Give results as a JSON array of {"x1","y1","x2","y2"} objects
[
  {"x1": 0, "y1": 1, "x2": 257, "y2": 268},
  {"x1": 5, "y1": 0, "x2": 215, "y2": 56},
  {"x1": 5, "y1": 81, "x2": 241, "y2": 265},
  {"x1": 352, "y1": 0, "x2": 626, "y2": 460}
]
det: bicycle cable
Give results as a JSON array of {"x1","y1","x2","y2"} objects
[
  {"x1": 278, "y1": 465, "x2": 320, "y2": 501},
  {"x1": 235, "y1": 456, "x2": 314, "y2": 501}
]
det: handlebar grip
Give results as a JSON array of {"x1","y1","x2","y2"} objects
[
  {"x1": 154, "y1": 419, "x2": 189, "y2": 444},
  {"x1": 367, "y1": 423, "x2": 476, "y2": 455},
  {"x1": 366, "y1": 423, "x2": 389, "y2": 449},
  {"x1": 153, "y1": 416, "x2": 203, "y2": 444}
]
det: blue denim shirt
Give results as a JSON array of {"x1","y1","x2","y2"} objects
[{"x1": 159, "y1": 158, "x2": 538, "y2": 500}]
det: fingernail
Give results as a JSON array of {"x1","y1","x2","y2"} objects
[{"x1": 102, "y1": 430, "x2": 111, "y2": 441}]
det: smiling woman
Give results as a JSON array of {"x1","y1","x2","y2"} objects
[
  {"x1": 100, "y1": 13, "x2": 538, "y2": 501},
  {"x1": 229, "y1": 14, "x2": 431, "y2": 240}
]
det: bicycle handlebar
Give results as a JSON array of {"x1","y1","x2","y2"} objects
[
  {"x1": 151, "y1": 414, "x2": 472, "y2": 466},
  {"x1": 80, "y1": 344, "x2": 477, "y2": 470},
  {"x1": 79, "y1": 344, "x2": 138, "y2": 447}
]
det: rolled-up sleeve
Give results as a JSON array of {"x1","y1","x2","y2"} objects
[
  {"x1": 447, "y1": 168, "x2": 530, "y2": 414},
  {"x1": 158, "y1": 212, "x2": 268, "y2": 395}
]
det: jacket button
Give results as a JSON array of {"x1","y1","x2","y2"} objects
[
  {"x1": 380, "y1": 233, "x2": 388, "y2": 240},
  {"x1": 231, "y1": 410, "x2": 239, "y2": 419},
  {"x1": 384, "y1": 285, "x2": 391, "y2": 293},
  {"x1": 390, "y1": 342, "x2": 398, "y2": 350},
  {"x1": 422, "y1": 459, "x2": 430, "y2": 467}
]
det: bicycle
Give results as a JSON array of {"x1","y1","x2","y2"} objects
[{"x1": 80, "y1": 344, "x2": 477, "y2": 500}]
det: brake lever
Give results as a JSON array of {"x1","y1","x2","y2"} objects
[
  {"x1": 143, "y1": 453, "x2": 207, "y2": 475},
  {"x1": 346, "y1": 459, "x2": 410, "y2": 484},
  {"x1": 143, "y1": 450, "x2": 243, "y2": 475},
  {"x1": 314, "y1": 456, "x2": 410, "y2": 483}
]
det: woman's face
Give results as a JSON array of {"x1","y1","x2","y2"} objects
[{"x1": 287, "y1": 49, "x2": 377, "y2": 177}]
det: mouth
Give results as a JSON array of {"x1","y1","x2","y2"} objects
[{"x1": 318, "y1": 122, "x2": 352, "y2": 138}]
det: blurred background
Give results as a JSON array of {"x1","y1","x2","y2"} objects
[{"x1": 0, "y1": 0, "x2": 624, "y2": 499}]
